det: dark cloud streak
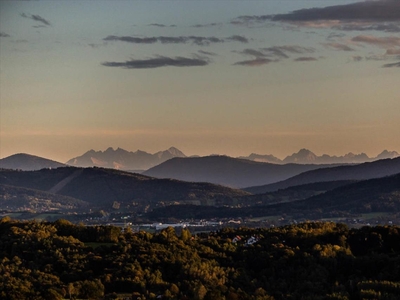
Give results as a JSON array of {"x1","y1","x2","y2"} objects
[
  {"x1": 20, "y1": 13, "x2": 51, "y2": 26},
  {"x1": 102, "y1": 56, "x2": 209, "y2": 69},
  {"x1": 272, "y1": 1, "x2": 400, "y2": 22},
  {"x1": 351, "y1": 35, "x2": 400, "y2": 47},
  {"x1": 294, "y1": 57, "x2": 317, "y2": 62},
  {"x1": 191, "y1": 22, "x2": 222, "y2": 28},
  {"x1": 236, "y1": 45, "x2": 315, "y2": 59},
  {"x1": 103, "y1": 35, "x2": 248, "y2": 46},
  {"x1": 382, "y1": 61, "x2": 400, "y2": 68},
  {"x1": 323, "y1": 42, "x2": 354, "y2": 51},
  {"x1": 233, "y1": 58, "x2": 274, "y2": 66},
  {"x1": 198, "y1": 50, "x2": 217, "y2": 56},
  {"x1": 226, "y1": 35, "x2": 249, "y2": 43}
]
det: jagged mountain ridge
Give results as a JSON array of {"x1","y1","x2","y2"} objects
[
  {"x1": 240, "y1": 149, "x2": 399, "y2": 164},
  {"x1": 2, "y1": 148, "x2": 398, "y2": 173},
  {"x1": 66, "y1": 146, "x2": 186, "y2": 171}
]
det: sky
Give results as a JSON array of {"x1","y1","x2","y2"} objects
[{"x1": 1, "y1": 0, "x2": 399, "y2": 163}]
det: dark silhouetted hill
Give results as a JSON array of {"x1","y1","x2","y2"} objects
[
  {"x1": 143, "y1": 156, "x2": 337, "y2": 188},
  {"x1": 148, "y1": 173, "x2": 400, "y2": 220},
  {"x1": 0, "y1": 153, "x2": 65, "y2": 171},
  {"x1": 243, "y1": 180, "x2": 356, "y2": 206},
  {"x1": 0, "y1": 167, "x2": 249, "y2": 210},
  {"x1": 245, "y1": 157, "x2": 400, "y2": 193}
]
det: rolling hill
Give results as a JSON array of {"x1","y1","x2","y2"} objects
[
  {"x1": 245, "y1": 157, "x2": 400, "y2": 193},
  {"x1": 242, "y1": 180, "x2": 356, "y2": 207},
  {"x1": 0, "y1": 153, "x2": 65, "y2": 171},
  {"x1": 0, "y1": 184, "x2": 88, "y2": 211},
  {"x1": 143, "y1": 156, "x2": 337, "y2": 188},
  {"x1": 0, "y1": 167, "x2": 249, "y2": 210},
  {"x1": 147, "y1": 173, "x2": 400, "y2": 220}
]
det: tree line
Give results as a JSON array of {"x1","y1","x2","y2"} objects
[{"x1": 1, "y1": 217, "x2": 400, "y2": 299}]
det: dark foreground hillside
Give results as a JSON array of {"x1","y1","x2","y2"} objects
[
  {"x1": 0, "y1": 167, "x2": 249, "y2": 211},
  {"x1": 149, "y1": 173, "x2": 400, "y2": 220},
  {"x1": 1, "y1": 218, "x2": 400, "y2": 300}
]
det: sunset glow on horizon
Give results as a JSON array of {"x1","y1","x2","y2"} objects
[{"x1": 1, "y1": 0, "x2": 399, "y2": 163}]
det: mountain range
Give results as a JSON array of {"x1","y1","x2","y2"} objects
[
  {"x1": 1, "y1": 147, "x2": 398, "y2": 172},
  {"x1": 1, "y1": 155, "x2": 400, "y2": 220},
  {"x1": 66, "y1": 147, "x2": 186, "y2": 171},
  {"x1": 239, "y1": 148, "x2": 399, "y2": 164}
]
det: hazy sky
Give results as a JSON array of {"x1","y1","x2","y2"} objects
[{"x1": 1, "y1": 0, "x2": 399, "y2": 162}]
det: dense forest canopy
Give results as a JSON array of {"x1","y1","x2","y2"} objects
[{"x1": 1, "y1": 218, "x2": 400, "y2": 299}]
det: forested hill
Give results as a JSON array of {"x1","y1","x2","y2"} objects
[
  {"x1": 1, "y1": 219, "x2": 400, "y2": 299},
  {"x1": 0, "y1": 184, "x2": 88, "y2": 211},
  {"x1": 148, "y1": 173, "x2": 400, "y2": 220},
  {"x1": 143, "y1": 155, "x2": 337, "y2": 188},
  {"x1": 245, "y1": 157, "x2": 400, "y2": 193},
  {"x1": 0, "y1": 167, "x2": 249, "y2": 210}
]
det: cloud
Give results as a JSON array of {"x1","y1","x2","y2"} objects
[
  {"x1": 235, "y1": 45, "x2": 315, "y2": 60},
  {"x1": 382, "y1": 61, "x2": 400, "y2": 68},
  {"x1": 263, "y1": 45, "x2": 315, "y2": 58},
  {"x1": 103, "y1": 35, "x2": 248, "y2": 46},
  {"x1": 386, "y1": 48, "x2": 400, "y2": 55},
  {"x1": 148, "y1": 23, "x2": 166, "y2": 27},
  {"x1": 88, "y1": 42, "x2": 108, "y2": 49},
  {"x1": 231, "y1": 15, "x2": 273, "y2": 26},
  {"x1": 191, "y1": 22, "x2": 222, "y2": 28},
  {"x1": 323, "y1": 42, "x2": 354, "y2": 51},
  {"x1": 351, "y1": 35, "x2": 400, "y2": 48},
  {"x1": 294, "y1": 57, "x2": 318, "y2": 62},
  {"x1": 104, "y1": 35, "x2": 158, "y2": 44},
  {"x1": 20, "y1": 13, "x2": 51, "y2": 26},
  {"x1": 0, "y1": 32, "x2": 10, "y2": 37},
  {"x1": 148, "y1": 23, "x2": 176, "y2": 28},
  {"x1": 352, "y1": 55, "x2": 364, "y2": 62},
  {"x1": 333, "y1": 23, "x2": 400, "y2": 33},
  {"x1": 327, "y1": 32, "x2": 346, "y2": 40},
  {"x1": 236, "y1": 1, "x2": 400, "y2": 33},
  {"x1": 198, "y1": 50, "x2": 217, "y2": 56},
  {"x1": 102, "y1": 56, "x2": 209, "y2": 69},
  {"x1": 233, "y1": 58, "x2": 274, "y2": 66},
  {"x1": 350, "y1": 53, "x2": 400, "y2": 63},
  {"x1": 235, "y1": 48, "x2": 267, "y2": 58},
  {"x1": 272, "y1": 1, "x2": 400, "y2": 22},
  {"x1": 226, "y1": 35, "x2": 249, "y2": 43}
]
